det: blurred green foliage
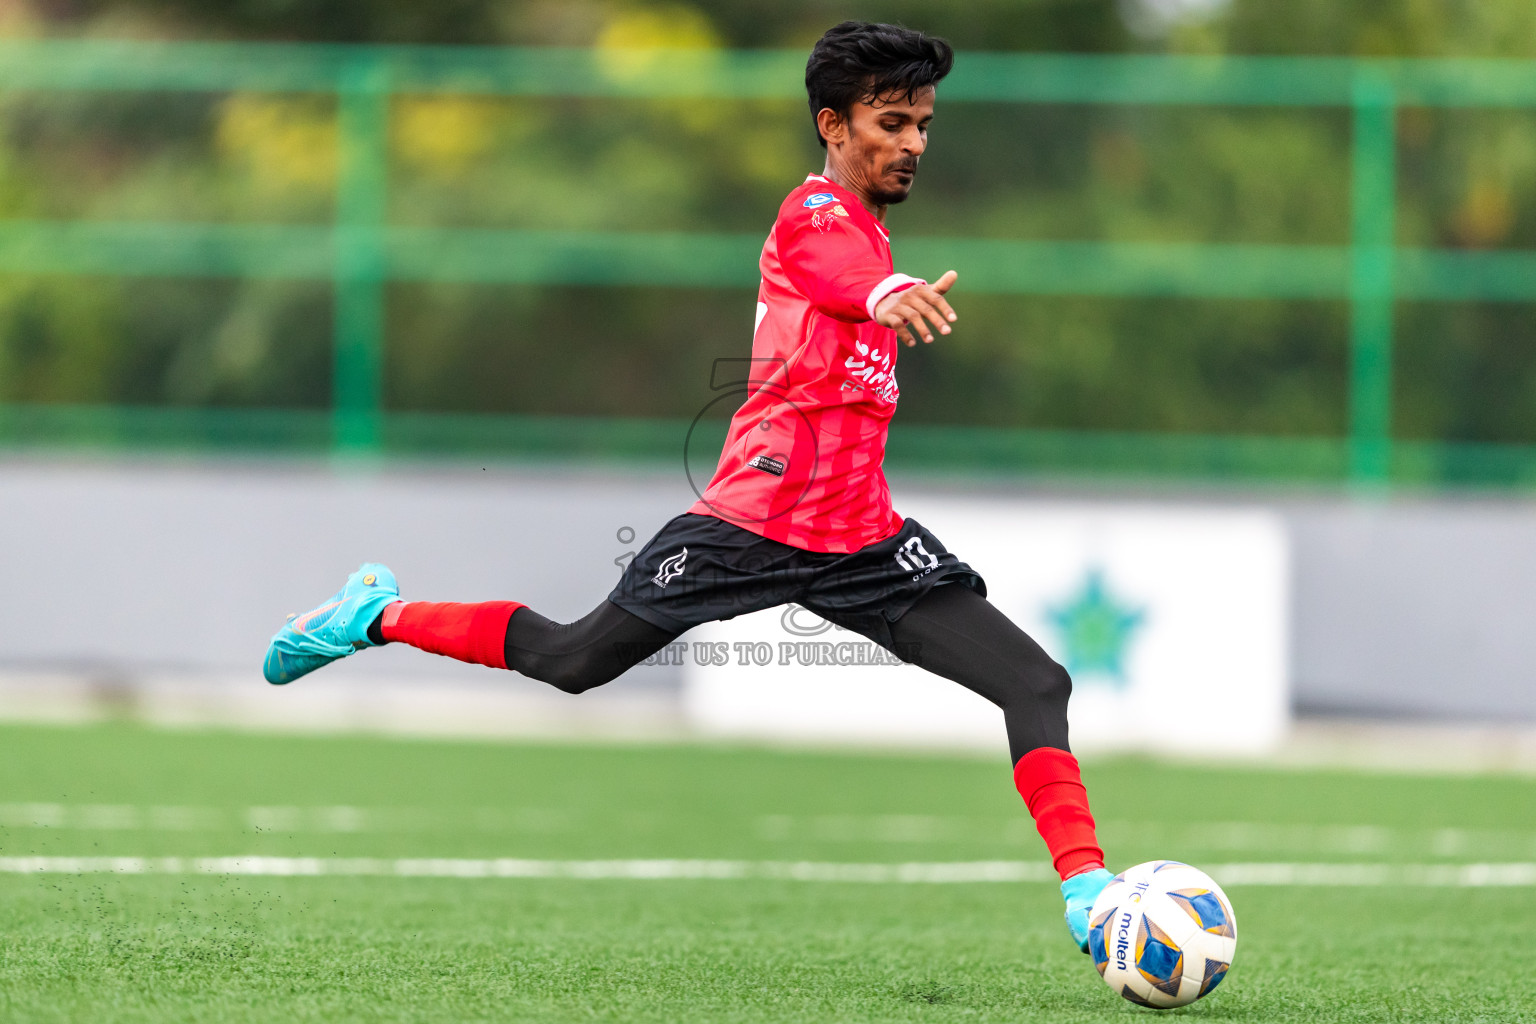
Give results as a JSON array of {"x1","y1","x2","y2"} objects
[{"x1": 1, "y1": 0, "x2": 1536, "y2": 448}]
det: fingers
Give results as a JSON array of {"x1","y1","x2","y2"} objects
[
  {"x1": 931, "y1": 292, "x2": 957, "y2": 326},
  {"x1": 880, "y1": 305, "x2": 929, "y2": 347},
  {"x1": 887, "y1": 303, "x2": 948, "y2": 344},
  {"x1": 901, "y1": 317, "x2": 926, "y2": 347},
  {"x1": 928, "y1": 272, "x2": 959, "y2": 326},
  {"x1": 874, "y1": 275, "x2": 960, "y2": 345},
  {"x1": 896, "y1": 308, "x2": 946, "y2": 346},
  {"x1": 925, "y1": 272, "x2": 959, "y2": 332},
  {"x1": 906, "y1": 291, "x2": 954, "y2": 343},
  {"x1": 919, "y1": 306, "x2": 948, "y2": 343}
]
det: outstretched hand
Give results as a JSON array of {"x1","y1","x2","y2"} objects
[{"x1": 875, "y1": 270, "x2": 958, "y2": 347}]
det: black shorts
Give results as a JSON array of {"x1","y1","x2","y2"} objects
[{"x1": 608, "y1": 512, "x2": 986, "y2": 647}]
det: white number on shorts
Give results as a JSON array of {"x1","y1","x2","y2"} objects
[{"x1": 894, "y1": 537, "x2": 938, "y2": 573}]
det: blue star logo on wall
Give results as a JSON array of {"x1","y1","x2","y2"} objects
[{"x1": 1046, "y1": 569, "x2": 1147, "y2": 687}]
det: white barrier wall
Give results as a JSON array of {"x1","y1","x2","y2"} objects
[
  {"x1": 18, "y1": 458, "x2": 1534, "y2": 726},
  {"x1": 683, "y1": 498, "x2": 1290, "y2": 756}
]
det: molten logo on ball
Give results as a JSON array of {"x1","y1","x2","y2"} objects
[{"x1": 1087, "y1": 861, "x2": 1237, "y2": 1008}]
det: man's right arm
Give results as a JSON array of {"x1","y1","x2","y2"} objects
[
  {"x1": 775, "y1": 210, "x2": 957, "y2": 345},
  {"x1": 776, "y1": 210, "x2": 911, "y2": 324}
]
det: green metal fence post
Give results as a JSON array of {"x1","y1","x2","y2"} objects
[
  {"x1": 332, "y1": 52, "x2": 389, "y2": 455},
  {"x1": 1348, "y1": 70, "x2": 1397, "y2": 487}
]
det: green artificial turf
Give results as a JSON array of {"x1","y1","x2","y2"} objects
[{"x1": 1, "y1": 723, "x2": 1533, "y2": 1023}]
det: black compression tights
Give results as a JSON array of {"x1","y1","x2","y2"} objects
[
  {"x1": 504, "y1": 584, "x2": 1071, "y2": 763},
  {"x1": 502, "y1": 603, "x2": 677, "y2": 696}
]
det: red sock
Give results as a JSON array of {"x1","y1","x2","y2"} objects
[
  {"x1": 379, "y1": 601, "x2": 524, "y2": 670},
  {"x1": 1014, "y1": 747, "x2": 1105, "y2": 880}
]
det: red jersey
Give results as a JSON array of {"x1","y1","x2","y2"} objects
[{"x1": 689, "y1": 175, "x2": 925, "y2": 553}]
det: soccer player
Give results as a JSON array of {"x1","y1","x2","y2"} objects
[{"x1": 264, "y1": 21, "x2": 1112, "y2": 950}]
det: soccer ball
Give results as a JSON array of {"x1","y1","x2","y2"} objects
[{"x1": 1086, "y1": 861, "x2": 1237, "y2": 1008}]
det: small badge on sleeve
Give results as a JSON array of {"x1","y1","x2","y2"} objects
[{"x1": 748, "y1": 455, "x2": 787, "y2": 477}]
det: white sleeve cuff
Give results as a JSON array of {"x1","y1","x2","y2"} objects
[{"x1": 865, "y1": 273, "x2": 927, "y2": 320}]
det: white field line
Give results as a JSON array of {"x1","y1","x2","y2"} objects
[
  {"x1": 7, "y1": 805, "x2": 1536, "y2": 860},
  {"x1": 1, "y1": 856, "x2": 1534, "y2": 887},
  {"x1": 0, "y1": 857, "x2": 1052, "y2": 882}
]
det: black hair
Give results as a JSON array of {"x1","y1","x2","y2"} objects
[{"x1": 804, "y1": 21, "x2": 954, "y2": 149}]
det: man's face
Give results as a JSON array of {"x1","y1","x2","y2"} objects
[{"x1": 831, "y1": 85, "x2": 935, "y2": 207}]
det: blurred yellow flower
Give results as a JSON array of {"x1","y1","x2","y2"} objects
[
  {"x1": 597, "y1": 4, "x2": 720, "y2": 50},
  {"x1": 216, "y1": 95, "x2": 336, "y2": 192},
  {"x1": 596, "y1": 4, "x2": 721, "y2": 81},
  {"x1": 394, "y1": 97, "x2": 500, "y2": 177},
  {"x1": 1454, "y1": 177, "x2": 1514, "y2": 248}
]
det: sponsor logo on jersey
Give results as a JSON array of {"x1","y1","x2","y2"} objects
[
  {"x1": 651, "y1": 547, "x2": 688, "y2": 588},
  {"x1": 802, "y1": 192, "x2": 836, "y2": 208},
  {"x1": 747, "y1": 455, "x2": 786, "y2": 477},
  {"x1": 811, "y1": 204, "x2": 851, "y2": 234},
  {"x1": 893, "y1": 536, "x2": 940, "y2": 580},
  {"x1": 841, "y1": 339, "x2": 900, "y2": 403}
]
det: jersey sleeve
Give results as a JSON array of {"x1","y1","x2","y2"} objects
[{"x1": 775, "y1": 204, "x2": 923, "y2": 323}]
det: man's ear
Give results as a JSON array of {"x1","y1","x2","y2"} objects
[{"x1": 815, "y1": 107, "x2": 847, "y2": 147}]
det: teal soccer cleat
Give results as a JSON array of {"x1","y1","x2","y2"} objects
[
  {"x1": 1062, "y1": 867, "x2": 1115, "y2": 953},
  {"x1": 263, "y1": 563, "x2": 400, "y2": 685}
]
